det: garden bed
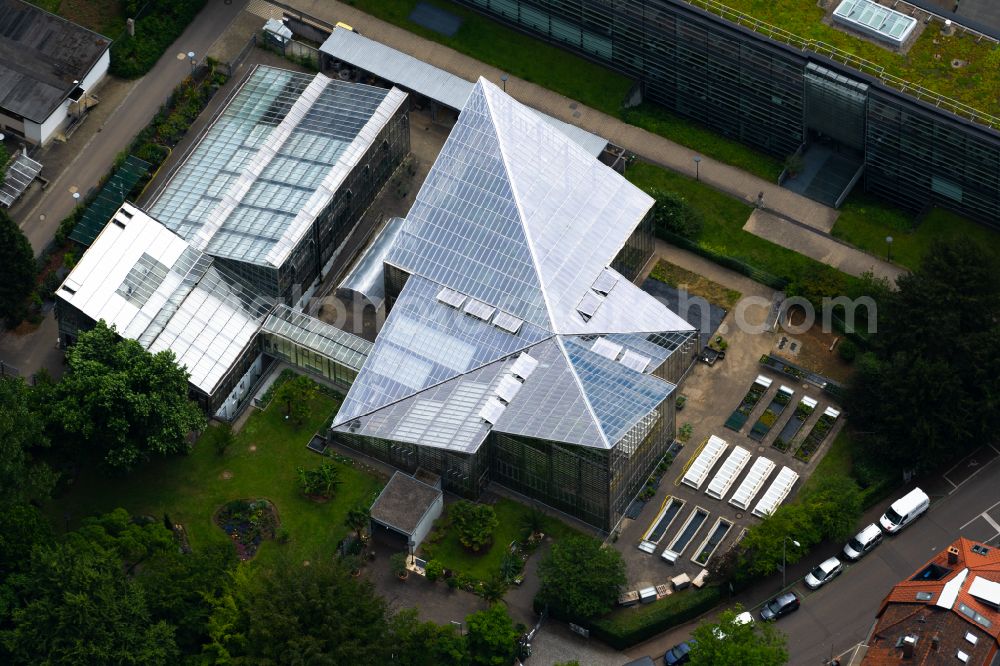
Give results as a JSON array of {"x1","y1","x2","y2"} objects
[
  {"x1": 724, "y1": 375, "x2": 772, "y2": 431},
  {"x1": 749, "y1": 385, "x2": 795, "y2": 442},
  {"x1": 772, "y1": 396, "x2": 817, "y2": 452},
  {"x1": 795, "y1": 407, "x2": 842, "y2": 462},
  {"x1": 215, "y1": 498, "x2": 279, "y2": 560}
]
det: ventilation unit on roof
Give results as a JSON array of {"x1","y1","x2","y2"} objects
[
  {"x1": 479, "y1": 398, "x2": 506, "y2": 425},
  {"x1": 620, "y1": 350, "x2": 651, "y2": 373},
  {"x1": 463, "y1": 297, "x2": 496, "y2": 321},
  {"x1": 510, "y1": 352, "x2": 538, "y2": 380},
  {"x1": 576, "y1": 291, "x2": 603, "y2": 322},
  {"x1": 832, "y1": 0, "x2": 917, "y2": 46},
  {"x1": 495, "y1": 375, "x2": 522, "y2": 403},
  {"x1": 493, "y1": 310, "x2": 523, "y2": 334},
  {"x1": 591, "y1": 337, "x2": 622, "y2": 361},
  {"x1": 437, "y1": 286, "x2": 466, "y2": 309},
  {"x1": 591, "y1": 268, "x2": 617, "y2": 296}
]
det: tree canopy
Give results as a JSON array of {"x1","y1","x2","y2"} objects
[
  {"x1": 46, "y1": 321, "x2": 205, "y2": 471},
  {"x1": 0, "y1": 209, "x2": 35, "y2": 327},
  {"x1": 849, "y1": 240, "x2": 1000, "y2": 473},
  {"x1": 464, "y1": 603, "x2": 519, "y2": 666},
  {"x1": 0, "y1": 377, "x2": 55, "y2": 505},
  {"x1": 537, "y1": 534, "x2": 627, "y2": 620},
  {"x1": 689, "y1": 607, "x2": 788, "y2": 665},
  {"x1": 449, "y1": 500, "x2": 499, "y2": 552}
]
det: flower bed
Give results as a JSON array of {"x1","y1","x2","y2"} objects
[
  {"x1": 723, "y1": 376, "x2": 771, "y2": 431},
  {"x1": 795, "y1": 407, "x2": 841, "y2": 462},
  {"x1": 215, "y1": 498, "x2": 279, "y2": 560},
  {"x1": 749, "y1": 386, "x2": 794, "y2": 442},
  {"x1": 772, "y1": 397, "x2": 816, "y2": 452}
]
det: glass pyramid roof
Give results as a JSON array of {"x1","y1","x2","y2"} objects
[{"x1": 334, "y1": 79, "x2": 693, "y2": 451}]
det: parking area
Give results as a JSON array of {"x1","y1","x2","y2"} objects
[
  {"x1": 959, "y1": 499, "x2": 1000, "y2": 546},
  {"x1": 942, "y1": 444, "x2": 1000, "y2": 493},
  {"x1": 615, "y1": 268, "x2": 845, "y2": 593}
]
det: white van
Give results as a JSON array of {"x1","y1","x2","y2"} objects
[{"x1": 879, "y1": 487, "x2": 929, "y2": 534}]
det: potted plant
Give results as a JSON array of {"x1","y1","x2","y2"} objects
[{"x1": 391, "y1": 552, "x2": 409, "y2": 581}]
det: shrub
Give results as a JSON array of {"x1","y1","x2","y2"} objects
[
  {"x1": 449, "y1": 500, "x2": 499, "y2": 552},
  {"x1": 837, "y1": 338, "x2": 858, "y2": 363},
  {"x1": 425, "y1": 559, "x2": 444, "y2": 582},
  {"x1": 390, "y1": 552, "x2": 408, "y2": 578},
  {"x1": 212, "y1": 422, "x2": 235, "y2": 457},
  {"x1": 296, "y1": 462, "x2": 341, "y2": 498},
  {"x1": 500, "y1": 553, "x2": 523, "y2": 582},
  {"x1": 650, "y1": 190, "x2": 704, "y2": 240},
  {"x1": 110, "y1": 1, "x2": 208, "y2": 79}
]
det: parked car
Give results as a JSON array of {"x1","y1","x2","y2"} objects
[
  {"x1": 843, "y1": 523, "x2": 883, "y2": 560},
  {"x1": 804, "y1": 556, "x2": 844, "y2": 589},
  {"x1": 759, "y1": 592, "x2": 800, "y2": 621},
  {"x1": 879, "y1": 487, "x2": 929, "y2": 534},
  {"x1": 664, "y1": 640, "x2": 696, "y2": 665}
]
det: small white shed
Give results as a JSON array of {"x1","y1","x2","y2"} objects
[{"x1": 369, "y1": 471, "x2": 443, "y2": 554}]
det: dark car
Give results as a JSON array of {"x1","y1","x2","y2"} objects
[
  {"x1": 664, "y1": 640, "x2": 696, "y2": 665},
  {"x1": 759, "y1": 592, "x2": 800, "y2": 621}
]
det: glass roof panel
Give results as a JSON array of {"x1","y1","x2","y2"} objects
[
  {"x1": 262, "y1": 304, "x2": 372, "y2": 370},
  {"x1": 562, "y1": 336, "x2": 675, "y2": 445}
]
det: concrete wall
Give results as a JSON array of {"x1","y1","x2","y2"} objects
[{"x1": 410, "y1": 491, "x2": 443, "y2": 550}]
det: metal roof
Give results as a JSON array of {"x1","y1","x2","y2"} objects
[
  {"x1": 333, "y1": 81, "x2": 692, "y2": 452},
  {"x1": 319, "y1": 28, "x2": 609, "y2": 157},
  {"x1": 337, "y1": 216, "x2": 407, "y2": 309},
  {"x1": 57, "y1": 203, "x2": 270, "y2": 397},
  {"x1": 149, "y1": 66, "x2": 406, "y2": 267},
  {"x1": 0, "y1": 151, "x2": 41, "y2": 207},
  {"x1": 68, "y1": 155, "x2": 151, "y2": 246},
  {"x1": 0, "y1": 0, "x2": 109, "y2": 123}
]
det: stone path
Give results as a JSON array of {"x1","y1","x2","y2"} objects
[{"x1": 744, "y1": 210, "x2": 906, "y2": 283}]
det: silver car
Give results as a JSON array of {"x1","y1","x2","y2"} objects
[
  {"x1": 804, "y1": 556, "x2": 843, "y2": 589},
  {"x1": 843, "y1": 523, "x2": 883, "y2": 561}
]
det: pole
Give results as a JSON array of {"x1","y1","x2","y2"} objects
[{"x1": 782, "y1": 538, "x2": 787, "y2": 589}]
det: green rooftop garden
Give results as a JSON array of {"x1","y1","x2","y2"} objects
[{"x1": 704, "y1": 0, "x2": 1000, "y2": 118}]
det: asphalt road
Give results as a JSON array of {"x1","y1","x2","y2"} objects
[
  {"x1": 625, "y1": 445, "x2": 1000, "y2": 665},
  {"x1": 16, "y1": 0, "x2": 249, "y2": 254}
]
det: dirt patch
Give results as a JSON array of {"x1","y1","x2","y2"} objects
[
  {"x1": 776, "y1": 308, "x2": 854, "y2": 383},
  {"x1": 248, "y1": 444, "x2": 257, "y2": 452},
  {"x1": 220, "y1": 470, "x2": 233, "y2": 480},
  {"x1": 650, "y1": 260, "x2": 742, "y2": 309}
]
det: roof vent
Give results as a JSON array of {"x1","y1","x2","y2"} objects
[
  {"x1": 901, "y1": 634, "x2": 916, "y2": 658},
  {"x1": 931, "y1": 634, "x2": 939, "y2": 651},
  {"x1": 957, "y1": 650, "x2": 969, "y2": 663},
  {"x1": 948, "y1": 545, "x2": 961, "y2": 565}
]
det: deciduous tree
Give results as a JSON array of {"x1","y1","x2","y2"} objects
[
  {"x1": 689, "y1": 607, "x2": 788, "y2": 666},
  {"x1": 464, "y1": 603, "x2": 518, "y2": 666},
  {"x1": 537, "y1": 535, "x2": 627, "y2": 620},
  {"x1": 47, "y1": 321, "x2": 205, "y2": 471},
  {"x1": 449, "y1": 500, "x2": 499, "y2": 552},
  {"x1": 0, "y1": 210, "x2": 35, "y2": 327},
  {"x1": 0, "y1": 377, "x2": 55, "y2": 505}
]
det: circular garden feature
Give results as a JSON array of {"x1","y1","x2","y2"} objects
[{"x1": 215, "y1": 498, "x2": 279, "y2": 560}]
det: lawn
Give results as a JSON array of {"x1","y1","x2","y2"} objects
[
  {"x1": 706, "y1": 0, "x2": 1000, "y2": 116},
  {"x1": 351, "y1": 0, "x2": 633, "y2": 116},
  {"x1": 622, "y1": 103, "x2": 784, "y2": 182},
  {"x1": 420, "y1": 498, "x2": 581, "y2": 582},
  {"x1": 649, "y1": 260, "x2": 742, "y2": 310},
  {"x1": 627, "y1": 161, "x2": 858, "y2": 292},
  {"x1": 46, "y1": 383, "x2": 384, "y2": 567},
  {"x1": 833, "y1": 195, "x2": 1000, "y2": 271}
]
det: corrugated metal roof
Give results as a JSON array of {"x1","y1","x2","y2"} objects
[{"x1": 320, "y1": 28, "x2": 609, "y2": 157}]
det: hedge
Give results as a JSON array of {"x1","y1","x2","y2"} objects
[
  {"x1": 110, "y1": 0, "x2": 207, "y2": 78},
  {"x1": 536, "y1": 585, "x2": 723, "y2": 650},
  {"x1": 589, "y1": 585, "x2": 723, "y2": 649}
]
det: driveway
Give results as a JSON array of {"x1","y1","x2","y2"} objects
[{"x1": 11, "y1": 0, "x2": 250, "y2": 254}]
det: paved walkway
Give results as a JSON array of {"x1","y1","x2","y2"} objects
[
  {"x1": 744, "y1": 210, "x2": 906, "y2": 283},
  {"x1": 289, "y1": 1, "x2": 853, "y2": 246},
  {"x1": 9, "y1": 0, "x2": 250, "y2": 254}
]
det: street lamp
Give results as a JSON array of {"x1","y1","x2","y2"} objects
[
  {"x1": 693, "y1": 155, "x2": 702, "y2": 181},
  {"x1": 782, "y1": 536, "x2": 800, "y2": 589},
  {"x1": 885, "y1": 235, "x2": 893, "y2": 262},
  {"x1": 187, "y1": 51, "x2": 196, "y2": 73},
  {"x1": 500, "y1": 73, "x2": 508, "y2": 92}
]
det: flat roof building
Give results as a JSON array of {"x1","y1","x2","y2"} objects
[
  {"x1": 331, "y1": 79, "x2": 698, "y2": 532},
  {"x1": 368, "y1": 471, "x2": 444, "y2": 553},
  {"x1": 0, "y1": 0, "x2": 110, "y2": 145}
]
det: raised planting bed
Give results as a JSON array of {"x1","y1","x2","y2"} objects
[
  {"x1": 772, "y1": 396, "x2": 817, "y2": 452},
  {"x1": 638, "y1": 496, "x2": 685, "y2": 553},
  {"x1": 215, "y1": 498, "x2": 279, "y2": 560},
  {"x1": 691, "y1": 517, "x2": 733, "y2": 566},
  {"x1": 724, "y1": 374, "x2": 772, "y2": 431},
  {"x1": 662, "y1": 506, "x2": 709, "y2": 562},
  {"x1": 749, "y1": 385, "x2": 795, "y2": 442},
  {"x1": 795, "y1": 406, "x2": 841, "y2": 462}
]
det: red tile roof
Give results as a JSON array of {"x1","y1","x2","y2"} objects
[{"x1": 863, "y1": 538, "x2": 1000, "y2": 665}]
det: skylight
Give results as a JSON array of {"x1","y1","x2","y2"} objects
[{"x1": 833, "y1": 0, "x2": 917, "y2": 47}]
